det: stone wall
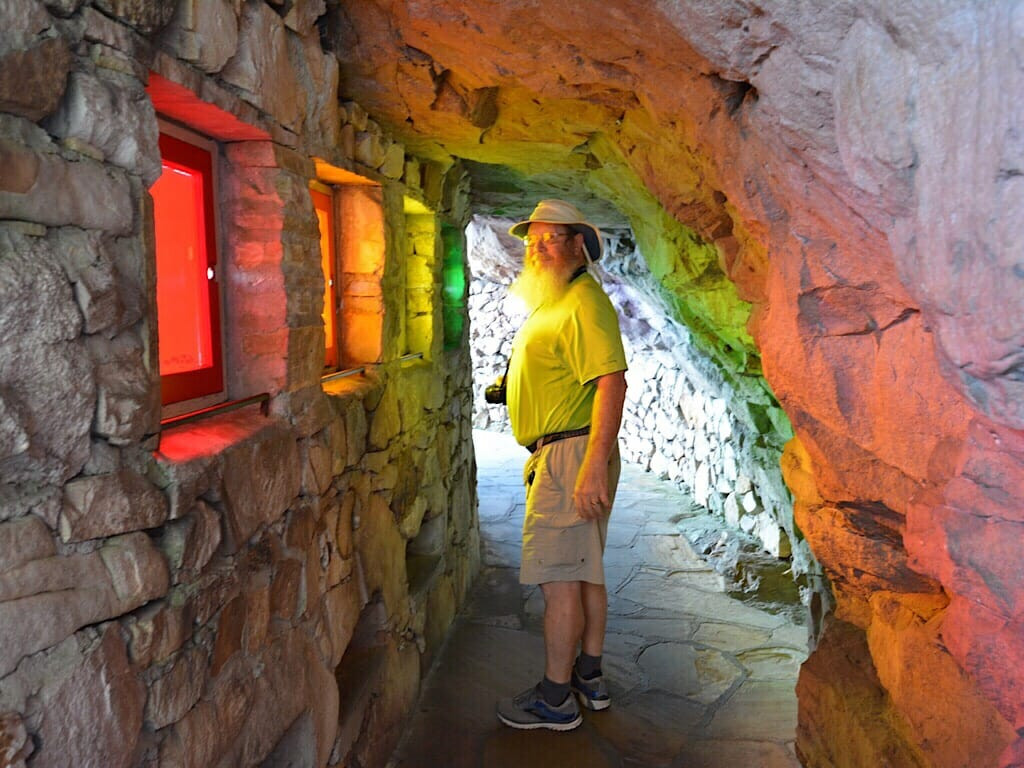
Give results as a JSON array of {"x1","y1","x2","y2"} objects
[
  {"x1": 0, "y1": 3, "x2": 478, "y2": 767},
  {"x1": 467, "y1": 218, "x2": 807, "y2": 576}
]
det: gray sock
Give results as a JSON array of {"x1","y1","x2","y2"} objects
[
  {"x1": 576, "y1": 652, "x2": 602, "y2": 680},
  {"x1": 539, "y1": 676, "x2": 570, "y2": 706}
]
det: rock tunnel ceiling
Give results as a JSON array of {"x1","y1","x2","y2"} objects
[{"x1": 328, "y1": 0, "x2": 773, "y2": 379}]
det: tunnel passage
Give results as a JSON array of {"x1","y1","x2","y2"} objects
[{"x1": 0, "y1": 1, "x2": 1022, "y2": 767}]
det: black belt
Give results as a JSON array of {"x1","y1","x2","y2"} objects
[{"x1": 526, "y1": 426, "x2": 590, "y2": 454}]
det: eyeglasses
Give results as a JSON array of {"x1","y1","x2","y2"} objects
[{"x1": 522, "y1": 232, "x2": 572, "y2": 248}]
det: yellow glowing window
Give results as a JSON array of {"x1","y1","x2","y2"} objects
[
  {"x1": 314, "y1": 160, "x2": 385, "y2": 371},
  {"x1": 311, "y1": 182, "x2": 339, "y2": 370}
]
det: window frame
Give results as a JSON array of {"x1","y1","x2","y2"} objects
[
  {"x1": 153, "y1": 119, "x2": 227, "y2": 416},
  {"x1": 310, "y1": 180, "x2": 341, "y2": 373}
]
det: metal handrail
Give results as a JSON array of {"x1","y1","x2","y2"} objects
[
  {"x1": 320, "y1": 353, "x2": 424, "y2": 385},
  {"x1": 160, "y1": 393, "x2": 270, "y2": 430},
  {"x1": 321, "y1": 366, "x2": 367, "y2": 383}
]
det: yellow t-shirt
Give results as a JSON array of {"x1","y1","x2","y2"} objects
[{"x1": 507, "y1": 273, "x2": 627, "y2": 447}]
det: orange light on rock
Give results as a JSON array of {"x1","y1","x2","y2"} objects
[{"x1": 311, "y1": 184, "x2": 339, "y2": 369}]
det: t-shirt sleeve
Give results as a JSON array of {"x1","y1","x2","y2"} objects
[{"x1": 562, "y1": 286, "x2": 628, "y2": 385}]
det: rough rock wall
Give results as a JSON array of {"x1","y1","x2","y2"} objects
[
  {"x1": 467, "y1": 218, "x2": 803, "y2": 573},
  {"x1": 0, "y1": 2, "x2": 478, "y2": 767},
  {"x1": 329, "y1": 1, "x2": 1024, "y2": 765}
]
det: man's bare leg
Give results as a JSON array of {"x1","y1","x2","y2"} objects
[
  {"x1": 540, "y1": 581, "x2": 583, "y2": 683},
  {"x1": 580, "y1": 582, "x2": 607, "y2": 657}
]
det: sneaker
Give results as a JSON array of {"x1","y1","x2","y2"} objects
[
  {"x1": 496, "y1": 685, "x2": 583, "y2": 731},
  {"x1": 571, "y1": 667, "x2": 611, "y2": 711}
]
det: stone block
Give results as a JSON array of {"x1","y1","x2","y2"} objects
[
  {"x1": 287, "y1": 325, "x2": 326, "y2": 391},
  {"x1": 339, "y1": 122, "x2": 356, "y2": 161},
  {"x1": 45, "y1": 70, "x2": 161, "y2": 185},
  {"x1": 355, "y1": 130, "x2": 385, "y2": 168},
  {"x1": 277, "y1": 384, "x2": 334, "y2": 437},
  {"x1": 56, "y1": 231, "x2": 123, "y2": 336},
  {"x1": 355, "y1": 493, "x2": 407, "y2": 620},
  {"x1": 159, "y1": 0, "x2": 240, "y2": 74},
  {"x1": 304, "y1": 524, "x2": 328, "y2": 620},
  {"x1": 380, "y1": 142, "x2": 405, "y2": 179},
  {"x1": 152, "y1": 419, "x2": 232, "y2": 520},
  {"x1": 158, "y1": 500, "x2": 222, "y2": 583},
  {"x1": 61, "y1": 470, "x2": 168, "y2": 542},
  {"x1": 0, "y1": 29, "x2": 71, "y2": 122},
  {"x1": 795, "y1": 500, "x2": 940, "y2": 622},
  {"x1": 866, "y1": 592, "x2": 1015, "y2": 767},
  {"x1": 286, "y1": 502, "x2": 317, "y2": 552},
  {"x1": 724, "y1": 491, "x2": 742, "y2": 527},
  {"x1": 30, "y1": 626, "x2": 144, "y2": 768},
  {"x1": 0, "y1": 230, "x2": 93, "y2": 487},
  {"x1": 350, "y1": 640, "x2": 420, "y2": 768},
  {"x1": 322, "y1": 500, "x2": 352, "y2": 588},
  {"x1": 88, "y1": 331, "x2": 160, "y2": 446},
  {"x1": 210, "y1": 594, "x2": 246, "y2": 677},
  {"x1": 343, "y1": 101, "x2": 368, "y2": 131},
  {"x1": 323, "y1": 579, "x2": 361, "y2": 668},
  {"x1": 126, "y1": 596, "x2": 191, "y2": 667},
  {"x1": 186, "y1": 561, "x2": 241, "y2": 628},
  {"x1": 219, "y1": 0, "x2": 301, "y2": 130},
  {"x1": 0, "y1": 710, "x2": 32, "y2": 766},
  {"x1": 0, "y1": 515, "x2": 54, "y2": 574},
  {"x1": 244, "y1": 581, "x2": 271, "y2": 655},
  {"x1": 0, "y1": 532, "x2": 168, "y2": 675},
  {"x1": 271, "y1": 558, "x2": 303, "y2": 622},
  {"x1": 0, "y1": 139, "x2": 133, "y2": 233},
  {"x1": 145, "y1": 644, "x2": 207, "y2": 729},
  {"x1": 158, "y1": 652, "x2": 256, "y2": 768},
  {"x1": 368, "y1": 385, "x2": 401, "y2": 449},
  {"x1": 91, "y1": 0, "x2": 177, "y2": 32},
  {"x1": 221, "y1": 420, "x2": 301, "y2": 551}
]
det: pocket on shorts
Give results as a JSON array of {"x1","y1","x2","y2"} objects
[
  {"x1": 525, "y1": 449, "x2": 578, "y2": 529},
  {"x1": 525, "y1": 525, "x2": 589, "y2": 571}
]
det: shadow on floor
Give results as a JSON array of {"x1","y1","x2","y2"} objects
[{"x1": 389, "y1": 431, "x2": 806, "y2": 768}]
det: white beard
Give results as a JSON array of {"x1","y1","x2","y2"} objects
[{"x1": 508, "y1": 259, "x2": 576, "y2": 312}]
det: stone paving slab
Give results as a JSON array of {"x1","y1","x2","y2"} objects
[{"x1": 388, "y1": 431, "x2": 807, "y2": 768}]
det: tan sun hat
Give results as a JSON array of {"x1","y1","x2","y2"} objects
[{"x1": 509, "y1": 199, "x2": 603, "y2": 261}]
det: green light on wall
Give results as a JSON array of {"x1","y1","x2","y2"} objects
[{"x1": 441, "y1": 222, "x2": 466, "y2": 349}]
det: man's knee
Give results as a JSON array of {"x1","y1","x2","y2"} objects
[{"x1": 540, "y1": 580, "x2": 582, "y2": 602}]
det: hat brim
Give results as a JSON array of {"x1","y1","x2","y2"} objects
[{"x1": 508, "y1": 219, "x2": 603, "y2": 261}]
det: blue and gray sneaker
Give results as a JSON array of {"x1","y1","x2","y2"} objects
[
  {"x1": 571, "y1": 667, "x2": 611, "y2": 711},
  {"x1": 496, "y1": 685, "x2": 583, "y2": 731}
]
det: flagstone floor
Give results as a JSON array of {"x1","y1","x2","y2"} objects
[{"x1": 388, "y1": 430, "x2": 806, "y2": 768}]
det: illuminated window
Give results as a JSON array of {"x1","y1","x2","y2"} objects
[
  {"x1": 441, "y1": 222, "x2": 466, "y2": 350},
  {"x1": 152, "y1": 127, "x2": 224, "y2": 408},
  {"x1": 313, "y1": 161, "x2": 385, "y2": 372},
  {"x1": 311, "y1": 181, "x2": 340, "y2": 370}
]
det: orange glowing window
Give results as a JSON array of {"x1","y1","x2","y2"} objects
[
  {"x1": 311, "y1": 182, "x2": 340, "y2": 370},
  {"x1": 152, "y1": 130, "x2": 224, "y2": 406}
]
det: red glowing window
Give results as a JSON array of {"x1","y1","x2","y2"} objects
[
  {"x1": 152, "y1": 131, "x2": 224, "y2": 406},
  {"x1": 311, "y1": 183, "x2": 340, "y2": 370}
]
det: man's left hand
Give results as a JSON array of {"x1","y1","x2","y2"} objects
[{"x1": 574, "y1": 460, "x2": 610, "y2": 519}]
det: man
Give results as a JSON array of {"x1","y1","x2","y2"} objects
[{"x1": 496, "y1": 199, "x2": 628, "y2": 731}]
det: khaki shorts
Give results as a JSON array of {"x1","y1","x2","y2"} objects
[{"x1": 519, "y1": 435, "x2": 621, "y2": 585}]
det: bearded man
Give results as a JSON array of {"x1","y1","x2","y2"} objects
[{"x1": 496, "y1": 200, "x2": 628, "y2": 731}]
